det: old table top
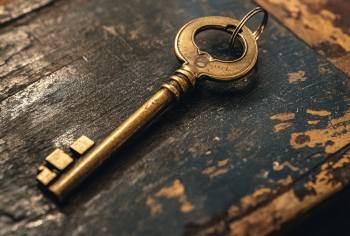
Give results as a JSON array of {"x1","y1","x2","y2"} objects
[
  {"x1": 257, "y1": 0, "x2": 350, "y2": 77},
  {"x1": 0, "y1": 0, "x2": 349, "y2": 235}
]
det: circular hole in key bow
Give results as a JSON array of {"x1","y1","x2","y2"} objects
[{"x1": 195, "y1": 28, "x2": 245, "y2": 61}]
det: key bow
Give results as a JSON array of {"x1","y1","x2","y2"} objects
[{"x1": 175, "y1": 16, "x2": 258, "y2": 82}]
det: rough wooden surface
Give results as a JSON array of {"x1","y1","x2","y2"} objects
[
  {"x1": 256, "y1": 0, "x2": 350, "y2": 77},
  {"x1": 0, "y1": 0, "x2": 54, "y2": 25},
  {"x1": 0, "y1": 0, "x2": 350, "y2": 235}
]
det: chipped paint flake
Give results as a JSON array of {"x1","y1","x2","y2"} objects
[
  {"x1": 218, "y1": 159, "x2": 229, "y2": 167},
  {"x1": 155, "y1": 179, "x2": 185, "y2": 198},
  {"x1": 272, "y1": 161, "x2": 299, "y2": 172},
  {"x1": 271, "y1": 113, "x2": 295, "y2": 132},
  {"x1": 240, "y1": 188, "x2": 272, "y2": 209},
  {"x1": 227, "y1": 187, "x2": 274, "y2": 219},
  {"x1": 270, "y1": 112, "x2": 295, "y2": 122},
  {"x1": 146, "y1": 196, "x2": 162, "y2": 215},
  {"x1": 202, "y1": 159, "x2": 230, "y2": 179},
  {"x1": 306, "y1": 109, "x2": 331, "y2": 117},
  {"x1": 291, "y1": 109, "x2": 350, "y2": 154},
  {"x1": 277, "y1": 175, "x2": 293, "y2": 186},
  {"x1": 307, "y1": 120, "x2": 320, "y2": 125},
  {"x1": 288, "y1": 70, "x2": 306, "y2": 84},
  {"x1": 273, "y1": 122, "x2": 292, "y2": 133},
  {"x1": 146, "y1": 179, "x2": 194, "y2": 215}
]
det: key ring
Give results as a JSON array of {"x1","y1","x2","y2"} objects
[{"x1": 229, "y1": 7, "x2": 268, "y2": 47}]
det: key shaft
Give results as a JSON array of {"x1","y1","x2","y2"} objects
[{"x1": 49, "y1": 68, "x2": 195, "y2": 200}]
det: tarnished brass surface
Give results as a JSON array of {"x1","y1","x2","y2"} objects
[
  {"x1": 36, "y1": 166, "x2": 57, "y2": 186},
  {"x1": 49, "y1": 88, "x2": 175, "y2": 200},
  {"x1": 45, "y1": 149, "x2": 73, "y2": 171},
  {"x1": 70, "y1": 135, "x2": 95, "y2": 155},
  {"x1": 37, "y1": 16, "x2": 261, "y2": 201},
  {"x1": 175, "y1": 16, "x2": 258, "y2": 81}
]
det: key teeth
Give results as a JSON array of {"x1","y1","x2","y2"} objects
[
  {"x1": 45, "y1": 149, "x2": 74, "y2": 171},
  {"x1": 37, "y1": 149, "x2": 74, "y2": 187},
  {"x1": 36, "y1": 165, "x2": 57, "y2": 186},
  {"x1": 37, "y1": 136, "x2": 95, "y2": 189},
  {"x1": 70, "y1": 135, "x2": 95, "y2": 155}
]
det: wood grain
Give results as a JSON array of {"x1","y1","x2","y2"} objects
[
  {"x1": 256, "y1": 0, "x2": 350, "y2": 76},
  {"x1": 0, "y1": 0, "x2": 55, "y2": 25},
  {"x1": 0, "y1": 0, "x2": 350, "y2": 235}
]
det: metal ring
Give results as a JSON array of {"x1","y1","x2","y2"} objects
[{"x1": 229, "y1": 7, "x2": 268, "y2": 47}]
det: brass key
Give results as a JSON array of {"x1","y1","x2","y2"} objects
[{"x1": 37, "y1": 9, "x2": 268, "y2": 201}]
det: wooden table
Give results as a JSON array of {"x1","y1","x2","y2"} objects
[{"x1": 0, "y1": 0, "x2": 349, "y2": 235}]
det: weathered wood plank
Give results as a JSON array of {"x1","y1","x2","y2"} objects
[
  {"x1": 0, "y1": 0, "x2": 111, "y2": 101},
  {"x1": 256, "y1": 0, "x2": 350, "y2": 76},
  {"x1": 0, "y1": 0, "x2": 55, "y2": 25},
  {"x1": 187, "y1": 145, "x2": 350, "y2": 235},
  {"x1": 0, "y1": 0, "x2": 349, "y2": 235},
  {"x1": 229, "y1": 146, "x2": 350, "y2": 236}
]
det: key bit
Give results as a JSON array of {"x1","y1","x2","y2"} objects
[
  {"x1": 37, "y1": 166, "x2": 57, "y2": 186},
  {"x1": 46, "y1": 149, "x2": 73, "y2": 171},
  {"x1": 37, "y1": 14, "x2": 266, "y2": 201},
  {"x1": 37, "y1": 136, "x2": 94, "y2": 188},
  {"x1": 70, "y1": 135, "x2": 95, "y2": 155}
]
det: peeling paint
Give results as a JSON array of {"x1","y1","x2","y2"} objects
[
  {"x1": 202, "y1": 159, "x2": 230, "y2": 179},
  {"x1": 229, "y1": 150, "x2": 350, "y2": 236},
  {"x1": 271, "y1": 113, "x2": 295, "y2": 133},
  {"x1": 291, "y1": 109, "x2": 350, "y2": 154},
  {"x1": 146, "y1": 179, "x2": 194, "y2": 215},
  {"x1": 273, "y1": 122, "x2": 293, "y2": 133},
  {"x1": 270, "y1": 109, "x2": 350, "y2": 154},
  {"x1": 270, "y1": 112, "x2": 295, "y2": 122},
  {"x1": 256, "y1": 0, "x2": 350, "y2": 76},
  {"x1": 306, "y1": 109, "x2": 331, "y2": 117},
  {"x1": 288, "y1": 70, "x2": 306, "y2": 84},
  {"x1": 227, "y1": 187, "x2": 274, "y2": 219},
  {"x1": 272, "y1": 161, "x2": 299, "y2": 172},
  {"x1": 307, "y1": 120, "x2": 320, "y2": 125},
  {"x1": 277, "y1": 175, "x2": 293, "y2": 186},
  {"x1": 146, "y1": 196, "x2": 162, "y2": 215}
]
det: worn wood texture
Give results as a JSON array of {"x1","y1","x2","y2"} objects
[
  {"x1": 256, "y1": 0, "x2": 350, "y2": 77},
  {"x1": 0, "y1": 0, "x2": 54, "y2": 25},
  {"x1": 0, "y1": 0, "x2": 350, "y2": 235}
]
